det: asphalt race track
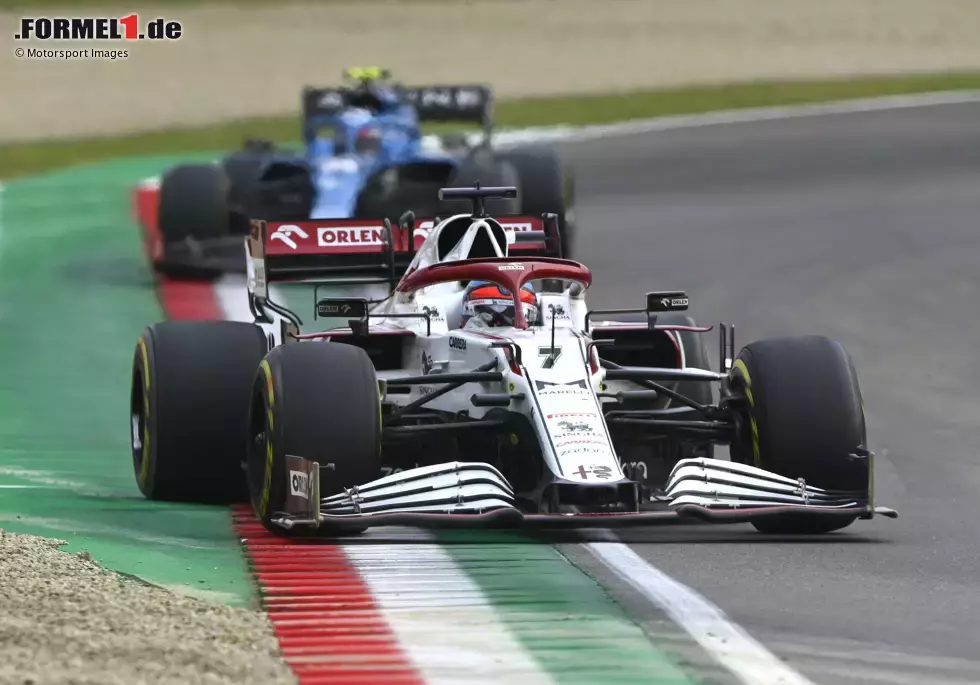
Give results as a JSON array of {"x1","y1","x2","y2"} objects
[{"x1": 555, "y1": 102, "x2": 980, "y2": 684}]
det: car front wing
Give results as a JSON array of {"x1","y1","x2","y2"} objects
[{"x1": 268, "y1": 457, "x2": 897, "y2": 534}]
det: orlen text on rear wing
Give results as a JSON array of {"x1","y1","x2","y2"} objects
[{"x1": 246, "y1": 213, "x2": 557, "y2": 293}]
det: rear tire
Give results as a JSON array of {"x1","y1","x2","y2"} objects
[
  {"x1": 445, "y1": 152, "x2": 520, "y2": 215},
  {"x1": 500, "y1": 148, "x2": 575, "y2": 258},
  {"x1": 157, "y1": 164, "x2": 230, "y2": 244},
  {"x1": 729, "y1": 335, "x2": 869, "y2": 534},
  {"x1": 131, "y1": 321, "x2": 267, "y2": 503},
  {"x1": 222, "y1": 147, "x2": 270, "y2": 216},
  {"x1": 246, "y1": 342, "x2": 383, "y2": 533}
]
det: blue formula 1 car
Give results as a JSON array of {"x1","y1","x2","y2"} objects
[{"x1": 148, "y1": 68, "x2": 574, "y2": 278}]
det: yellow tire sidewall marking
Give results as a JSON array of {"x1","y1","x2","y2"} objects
[
  {"x1": 137, "y1": 337, "x2": 152, "y2": 487},
  {"x1": 259, "y1": 360, "x2": 275, "y2": 518},
  {"x1": 731, "y1": 358, "x2": 761, "y2": 468}
]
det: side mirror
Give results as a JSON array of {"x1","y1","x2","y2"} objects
[
  {"x1": 646, "y1": 291, "x2": 689, "y2": 313},
  {"x1": 315, "y1": 297, "x2": 368, "y2": 320}
]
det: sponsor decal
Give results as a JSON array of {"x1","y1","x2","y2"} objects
[
  {"x1": 423, "y1": 305, "x2": 443, "y2": 321},
  {"x1": 317, "y1": 302, "x2": 351, "y2": 316},
  {"x1": 546, "y1": 303, "x2": 570, "y2": 320},
  {"x1": 557, "y1": 420, "x2": 592, "y2": 433},
  {"x1": 14, "y1": 15, "x2": 182, "y2": 41},
  {"x1": 417, "y1": 220, "x2": 533, "y2": 234},
  {"x1": 546, "y1": 412, "x2": 595, "y2": 419},
  {"x1": 572, "y1": 464, "x2": 615, "y2": 480},
  {"x1": 621, "y1": 461, "x2": 650, "y2": 481},
  {"x1": 659, "y1": 296, "x2": 690, "y2": 309},
  {"x1": 418, "y1": 386, "x2": 435, "y2": 396},
  {"x1": 555, "y1": 438, "x2": 608, "y2": 448},
  {"x1": 449, "y1": 336, "x2": 467, "y2": 351},
  {"x1": 249, "y1": 260, "x2": 267, "y2": 297},
  {"x1": 317, "y1": 226, "x2": 385, "y2": 247},
  {"x1": 131, "y1": 414, "x2": 141, "y2": 450},
  {"x1": 535, "y1": 380, "x2": 587, "y2": 396},
  {"x1": 316, "y1": 298, "x2": 367, "y2": 318},
  {"x1": 552, "y1": 432, "x2": 601, "y2": 441},
  {"x1": 539, "y1": 389, "x2": 589, "y2": 400},
  {"x1": 421, "y1": 351, "x2": 433, "y2": 375},
  {"x1": 536, "y1": 380, "x2": 587, "y2": 390},
  {"x1": 320, "y1": 157, "x2": 359, "y2": 174},
  {"x1": 467, "y1": 298, "x2": 512, "y2": 308},
  {"x1": 289, "y1": 470, "x2": 310, "y2": 499},
  {"x1": 317, "y1": 90, "x2": 345, "y2": 110},
  {"x1": 497, "y1": 263, "x2": 525, "y2": 271},
  {"x1": 270, "y1": 224, "x2": 309, "y2": 250},
  {"x1": 380, "y1": 462, "x2": 422, "y2": 477},
  {"x1": 562, "y1": 446, "x2": 610, "y2": 455}
]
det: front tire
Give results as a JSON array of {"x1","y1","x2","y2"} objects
[
  {"x1": 131, "y1": 321, "x2": 267, "y2": 503},
  {"x1": 247, "y1": 342, "x2": 383, "y2": 533},
  {"x1": 445, "y1": 151, "x2": 520, "y2": 215},
  {"x1": 729, "y1": 335, "x2": 869, "y2": 534}
]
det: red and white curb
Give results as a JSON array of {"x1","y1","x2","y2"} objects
[{"x1": 233, "y1": 506, "x2": 424, "y2": 685}]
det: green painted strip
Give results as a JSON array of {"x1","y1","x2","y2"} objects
[
  {"x1": 438, "y1": 532, "x2": 699, "y2": 685},
  {"x1": 0, "y1": 157, "x2": 254, "y2": 606}
]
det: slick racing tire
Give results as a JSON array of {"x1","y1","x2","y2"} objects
[
  {"x1": 222, "y1": 145, "x2": 272, "y2": 216},
  {"x1": 247, "y1": 342, "x2": 383, "y2": 535},
  {"x1": 131, "y1": 321, "x2": 268, "y2": 504},
  {"x1": 729, "y1": 335, "x2": 869, "y2": 534},
  {"x1": 445, "y1": 152, "x2": 520, "y2": 215},
  {"x1": 157, "y1": 164, "x2": 231, "y2": 244},
  {"x1": 499, "y1": 148, "x2": 575, "y2": 259}
]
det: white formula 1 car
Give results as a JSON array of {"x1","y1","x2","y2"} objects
[{"x1": 130, "y1": 185, "x2": 896, "y2": 536}]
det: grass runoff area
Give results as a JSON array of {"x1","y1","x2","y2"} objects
[{"x1": 3, "y1": 71, "x2": 980, "y2": 180}]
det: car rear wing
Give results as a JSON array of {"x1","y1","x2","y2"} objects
[
  {"x1": 301, "y1": 83, "x2": 493, "y2": 135},
  {"x1": 246, "y1": 212, "x2": 561, "y2": 293},
  {"x1": 400, "y1": 85, "x2": 494, "y2": 142},
  {"x1": 301, "y1": 87, "x2": 350, "y2": 120}
]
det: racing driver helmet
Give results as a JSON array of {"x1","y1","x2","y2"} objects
[
  {"x1": 355, "y1": 126, "x2": 383, "y2": 155},
  {"x1": 462, "y1": 281, "x2": 539, "y2": 328}
]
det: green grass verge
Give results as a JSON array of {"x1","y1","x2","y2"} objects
[{"x1": 3, "y1": 71, "x2": 979, "y2": 179}]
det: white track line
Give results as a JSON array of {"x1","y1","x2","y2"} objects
[
  {"x1": 345, "y1": 539, "x2": 556, "y2": 685},
  {"x1": 586, "y1": 542, "x2": 814, "y2": 685},
  {"x1": 489, "y1": 90, "x2": 980, "y2": 147}
]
